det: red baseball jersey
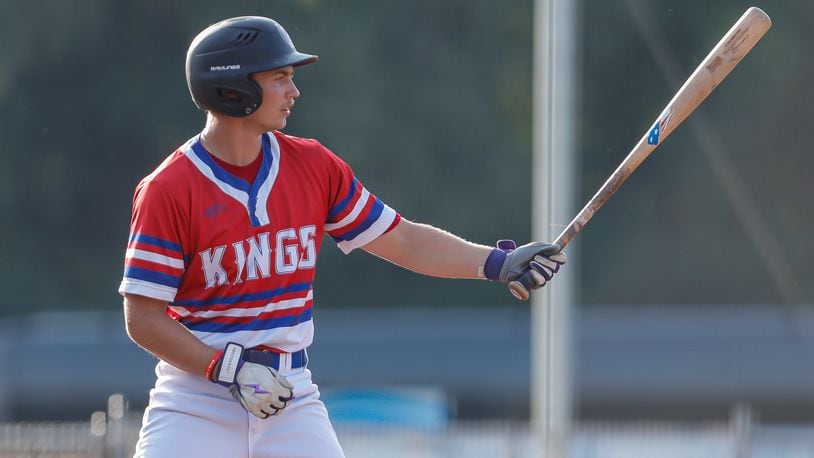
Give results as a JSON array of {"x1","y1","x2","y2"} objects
[{"x1": 118, "y1": 132, "x2": 401, "y2": 351}]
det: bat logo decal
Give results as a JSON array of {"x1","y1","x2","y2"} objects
[{"x1": 647, "y1": 107, "x2": 676, "y2": 145}]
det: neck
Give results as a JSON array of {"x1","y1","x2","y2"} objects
[{"x1": 200, "y1": 114, "x2": 263, "y2": 166}]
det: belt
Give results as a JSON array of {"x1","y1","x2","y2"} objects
[{"x1": 244, "y1": 348, "x2": 308, "y2": 371}]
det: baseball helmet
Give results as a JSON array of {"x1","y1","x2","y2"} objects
[{"x1": 185, "y1": 16, "x2": 318, "y2": 117}]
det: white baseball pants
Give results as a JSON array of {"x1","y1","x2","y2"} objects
[{"x1": 133, "y1": 361, "x2": 345, "y2": 458}]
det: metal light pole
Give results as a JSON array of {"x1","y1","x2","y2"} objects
[{"x1": 531, "y1": 0, "x2": 578, "y2": 456}]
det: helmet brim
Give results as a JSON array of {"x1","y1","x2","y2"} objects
[
  {"x1": 255, "y1": 52, "x2": 317, "y2": 74},
  {"x1": 288, "y1": 53, "x2": 318, "y2": 68}
]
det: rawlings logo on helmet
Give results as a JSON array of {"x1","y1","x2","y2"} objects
[{"x1": 210, "y1": 65, "x2": 241, "y2": 72}]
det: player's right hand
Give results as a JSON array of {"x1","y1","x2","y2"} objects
[
  {"x1": 208, "y1": 343, "x2": 294, "y2": 419},
  {"x1": 229, "y1": 361, "x2": 294, "y2": 418}
]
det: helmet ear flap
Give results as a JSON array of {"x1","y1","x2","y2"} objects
[{"x1": 210, "y1": 77, "x2": 263, "y2": 117}]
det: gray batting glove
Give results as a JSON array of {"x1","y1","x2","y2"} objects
[
  {"x1": 483, "y1": 240, "x2": 567, "y2": 300},
  {"x1": 210, "y1": 343, "x2": 294, "y2": 419}
]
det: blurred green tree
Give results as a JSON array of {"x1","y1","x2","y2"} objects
[{"x1": 0, "y1": 0, "x2": 810, "y2": 314}]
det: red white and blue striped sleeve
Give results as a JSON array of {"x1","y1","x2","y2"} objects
[
  {"x1": 324, "y1": 154, "x2": 400, "y2": 254},
  {"x1": 118, "y1": 180, "x2": 186, "y2": 302}
]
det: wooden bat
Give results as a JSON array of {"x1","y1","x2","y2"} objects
[{"x1": 509, "y1": 7, "x2": 771, "y2": 300}]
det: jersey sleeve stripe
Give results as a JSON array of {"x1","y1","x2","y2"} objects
[
  {"x1": 124, "y1": 266, "x2": 182, "y2": 288},
  {"x1": 326, "y1": 193, "x2": 377, "y2": 242},
  {"x1": 332, "y1": 198, "x2": 384, "y2": 241},
  {"x1": 118, "y1": 278, "x2": 177, "y2": 302},
  {"x1": 126, "y1": 258, "x2": 182, "y2": 279},
  {"x1": 327, "y1": 178, "x2": 360, "y2": 220},
  {"x1": 336, "y1": 204, "x2": 397, "y2": 254},
  {"x1": 128, "y1": 233, "x2": 183, "y2": 253},
  {"x1": 125, "y1": 248, "x2": 185, "y2": 270},
  {"x1": 324, "y1": 187, "x2": 370, "y2": 232}
]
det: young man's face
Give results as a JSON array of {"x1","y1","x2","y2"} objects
[{"x1": 249, "y1": 66, "x2": 300, "y2": 131}]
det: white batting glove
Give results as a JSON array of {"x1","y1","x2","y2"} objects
[{"x1": 209, "y1": 343, "x2": 294, "y2": 418}]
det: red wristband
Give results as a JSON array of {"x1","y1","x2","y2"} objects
[{"x1": 205, "y1": 350, "x2": 223, "y2": 382}]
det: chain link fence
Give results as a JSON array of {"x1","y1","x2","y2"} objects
[
  {"x1": 3, "y1": 395, "x2": 814, "y2": 457},
  {"x1": 0, "y1": 395, "x2": 140, "y2": 458}
]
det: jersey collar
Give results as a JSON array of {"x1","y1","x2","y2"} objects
[{"x1": 182, "y1": 133, "x2": 281, "y2": 227}]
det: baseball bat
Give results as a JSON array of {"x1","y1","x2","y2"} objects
[{"x1": 509, "y1": 7, "x2": 771, "y2": 300}]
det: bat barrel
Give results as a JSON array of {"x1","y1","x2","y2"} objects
[
  {"x1": 551, "y1": 7, "x2": 771, "y2": 253},
  {"x1": 508, "y1": 8, "x2": 771, "y2": 301}
]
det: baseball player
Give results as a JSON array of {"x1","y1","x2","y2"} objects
[{"x1": 119, "y1": 16, "x2": 566, "y2": 458}]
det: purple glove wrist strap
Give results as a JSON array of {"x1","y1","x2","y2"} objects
[{"x1": 483, "y1": 248, "x2": 507, "y2": 281}]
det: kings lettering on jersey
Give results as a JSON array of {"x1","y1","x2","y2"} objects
[
  {"x1": 199, "y1": 227, "x2": 317, "y2": 288},
  {"x1": 119, "y1": 132, "x2": 400, "y2": 352}
]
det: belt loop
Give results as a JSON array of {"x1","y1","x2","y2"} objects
[{"x1": 279, "y1": 352, "x2": 292, "y2": 374}]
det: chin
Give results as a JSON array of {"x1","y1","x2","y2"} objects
[
  {"x1": 271, "y1": 118, "x2": 287, "y2": 131},
  {"x1": 248, "y1": 112, "x2": 286, "y2": 132},
  {"x1": 260, "y1": 121, "x2": 285, "y2": 132}
]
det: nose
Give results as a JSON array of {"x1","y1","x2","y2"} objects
[{"x1": 287, "y1": 80, "x2": 300, "y2": 99}]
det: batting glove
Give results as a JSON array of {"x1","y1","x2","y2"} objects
[
  {"x1": 483, "y1": 240, "x2": 567, "y2": 300},
  {"x1": 207, "y1": 343, "x2": 294, "y2": 419}
]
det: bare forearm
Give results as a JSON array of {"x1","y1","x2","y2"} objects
[
  {"x1": 363, "y1": 219, "x2": 492, "y2": 279},
  {"x1": 123, "y1": 294, "x2": 216, "y2": 378}
]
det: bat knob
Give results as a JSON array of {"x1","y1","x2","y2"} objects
[{"x1": 508, "y1": 279, "x2": 531, "y2": 301}]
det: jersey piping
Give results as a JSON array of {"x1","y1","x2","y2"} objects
[{"x1": 183, "y1": 133, "x2": 280, "y2": 227}]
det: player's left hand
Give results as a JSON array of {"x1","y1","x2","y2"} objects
[{"x1": 483, "y1": 240, "x2": 566, "y2": 300}]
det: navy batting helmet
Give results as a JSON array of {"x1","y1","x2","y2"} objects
[{"x1": 185, "y1": 16, "x2": 318, "y2": 117}]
